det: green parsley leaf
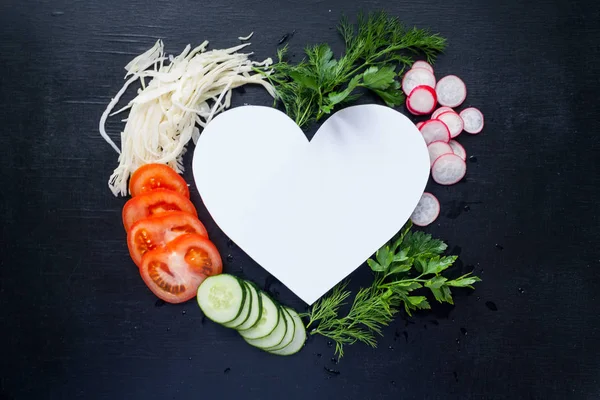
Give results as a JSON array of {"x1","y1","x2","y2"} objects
[{"x1": 362, "y1": 65, "x2": 396, "y2": 90}]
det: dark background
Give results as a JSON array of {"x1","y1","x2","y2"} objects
[{"x1": 1, "y1": 0, "x2": 599, "y2": 398}]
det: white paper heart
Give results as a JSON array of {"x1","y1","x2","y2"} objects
[{"x1": 192, "y1": 105, "x2": 429, "y2": 304}]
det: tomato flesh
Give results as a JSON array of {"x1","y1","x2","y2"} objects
[
  {"x1": 122, "y1": 189, "x2": 197, "y2": 231},
  {"x1": 140, "y1": 233, "x2": 223, "y2": 303},
  {"x1": 129, "y1": 164, "x2": 190, "y2": 198},
  {"x1": 127, "y1": 212, "x2": 208, "y2": 267}
]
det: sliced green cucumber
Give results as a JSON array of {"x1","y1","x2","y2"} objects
[
  {"x1": 244, "y1": 306, "x2": 288, "y2": 349},
  {"x1": 238, "y1": 292, "x2": 279, "y2": 340},
  {"x1": 268, "y1": 309, "x2": 306, "y2": 356},
  {"x1": 266, "y1": 307, "x2": 295, "y2": 351},
  {"x1": 223, "y1": 279, "x2": 252, "y2": 328},
  {"x1": 235, "y1": 282, "x2": 262, "y2": 331},
  {"x1": 197, "y1": 274, "x2": 245, "y2": 324}
]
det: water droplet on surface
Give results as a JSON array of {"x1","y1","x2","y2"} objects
[
  {"x1": 181, "y1": 310, "x2": 186, "y2": 315},
  {"x1": 430, "y1": 319, "x2": 439, "y2": 326},
  {"x1": 455, "y1": 338, "x2": 460, "y2": 345},
  {"x1": 518, "y1": 287, "x2": 525, "y2": 294},
  {"x1": 390, "y1": 380, "x2": 395, "y2": 385},
  {"x1": 316, "y1": 353, "x2": 322, "y2": 358},
  {"x1": 327, "y1": 341, "x2": 333, "y2": 348},
  {"x1": 224, "y1": 367, "x2": 231, "y2": 374},
  {"x1": 476, "y1": 296, "x2": 481, "y2": 301},
  {"x1": 453, "y1": 371, "x2": 459, "y2": 382},
  {"x1": 331, "y1": 357, "x2": 338, "y2": 364},
  {"x1": 323, "y1": 367, "x2": 340, "y2": 376},
  {"x1": 226, "y1": 254, "x2": 234, "y2": 263},
  {"x1": 469, "y1": 155, "x2": 477, "y2": 163},
  {"x1": 486, "y1": 301, "x2": 498, "y2": 311},
  {"x1": 51, "y1": 11, "x2": 64, "y2": 16},
  {"x1": 188, "y1": 357, "x2": 192, "y2": 360},
  {"x1": 463, "y1": 205, "x2": 471, "y2": 212},
  {"x1": 402, "y1": 331, "x2": 408, "y2": 342},
  {"x1": 460, "y1": 327, "x2": 467, "y2": 335},
  {"x1": 155, "y1": 299, "x2": 166, "y2": 307},
  {"x1": 495, "y1": 244, "x2": 504, "y2": 251},
  {"x1": 201, "y1": 316, "x2": 207, "y2": 325},
  {"x1": 388, "y1": 345, "x2": 394, "y2": 350},
  {"x1": 166, "y1": 327, "x2": 171, "y2": 331},
  {"x1": 227, "y1": 239, "x2": 234, "y2": 247}
]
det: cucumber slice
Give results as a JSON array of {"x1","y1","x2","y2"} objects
[
  {"x1": 236, "y1": 282, "x2": 262, "y2": 331},
  {"x1": 223, "y1": 279, "x2": 252, "y2": 328},
  {"x1": 238, "y1": 292, "x2": 279, "y2": 340},
  {"x1": 244, "y1": 306, "x2": 288, "y2": 349},
  {"x1": 197, "y1": 274, "x2": 245, "y2": 324},
  {"x1": 266, "y1": 307, "x2": 295, "y2": 351},
  {"x1": 268, "y1": 309, "x2": 306, "y2": 356}
]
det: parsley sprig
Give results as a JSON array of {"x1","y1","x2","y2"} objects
[
  {"x1": 265, "y1": 12, "x2": 446, "y2": 127},
  {"x1": 304, "y1": 223, "x2": 481, "y2": 358}
]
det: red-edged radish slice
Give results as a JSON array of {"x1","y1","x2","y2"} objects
[
  {"x1": 427, "y1": 141, "x2": 454, "y2": 166},
  {"x1": 416, "y1": 121, "x2": 425, "y2": 129},
  {"x1": 436, "y1": 75, "x2": 467, "y2": 107},
  {"x1": 437, "y1": 111, "x2": 464, "y2": 138},
  {"x1": 432, "y1": 106, "x2": 455, "y2": 119},
  {"x1": 407, "y1": 85, "x2": 437, "y2": 115},
  {"x1": 412, "y1": 61, "x2": 434, "y2": 73},
  {"x1": 459, "y1": 107, "x2": 484, "y2": 134},
  {"x1": 419, "y1": 119, "x2": 450, "y2": 144},
  {"x1": 431, "y1": 154, "x2": 466, "y2": 185},
  {"x1": 448, "y1": 140, "x2": 466, "y2": 161},
  {"x1": 402, "y1": 68, "x2": 436, "y2": 95},
  {"x1": 410, "y1": 192, "x2": 440, "y2": 227}
]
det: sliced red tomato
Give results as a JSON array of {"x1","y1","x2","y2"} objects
[
  {"x1": 139, "y1": 233, "x2": 223, "y2": 303},
  {"x1": 122, "y1": 189, "x2": 197, "y2": 232},
  {"x1": 129, "y1": 164, "x2": 190, "y2": 198},
  {"x1": 127, "y1": 212, "x2": 209, "y2": 267}
]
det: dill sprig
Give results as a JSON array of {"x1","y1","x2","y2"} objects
[
  {"x1": 304, "y1": 222, "x2": 481, "y2": 358},
  {"x1": 265, "y1": 11, "x2": 446, "y2": 127}
]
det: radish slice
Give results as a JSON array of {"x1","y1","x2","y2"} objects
[
  {"x1": 416, "y1": 121, "x2": 425, "y2": 129},
  {"x1": 412, "y1": 61, "x2": 434, "y2": 73},
  {"x1": 427, "y1": 141, "x2": 453, "y2": 166},
  {"x1": 432, "y1": 106, "x2": 454, "y2": 119},
  {"x1": 459, "y1": 107, "x2": 484, "y2": 134},
  {"x1": 407, "y1": 85, "x2": 437, "y2": 115},
  {"x1": 410, "y1": 192, "x2": 440, "y2": 227},
  {"x1": 420, "y1": 120, "x2": 450, "y2": 144},
  {"x1": 437, "y1": 111, "x2": 464, "y2": 138},
  {"x1": 448, "y1": 140, "x2": 466, "y2": 161},
  {"x1": 431, "y1": 154, "x2": 466, "y2": 185},
  {"x1": 402, "y1": 68, "x2": 436, "y2": 95},
  {"x1": 436, "y1": 75, "x2": 467, "y2": 107}
]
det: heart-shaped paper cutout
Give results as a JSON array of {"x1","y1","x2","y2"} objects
[{"x1": 192, "y1": 105, "x2": 429, "y2": 304}]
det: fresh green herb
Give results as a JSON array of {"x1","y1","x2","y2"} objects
[
  {"x1": 264, "y1": 12, "x2": 446, "y2": 127},
  {"x1": 305, "y1": 222, "x2": 481, "y2": 358}
]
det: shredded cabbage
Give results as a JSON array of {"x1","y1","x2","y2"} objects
[{"x1": 99, "y1": 39, "x2": 275, "y2": 196}]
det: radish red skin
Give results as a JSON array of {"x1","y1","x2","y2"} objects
[
  {"x1": 407, "y1": 85, "x2": 437, "y2": 115},
  {"x1": 420, "y1": 119, "x2": 451, "y2": 144}
]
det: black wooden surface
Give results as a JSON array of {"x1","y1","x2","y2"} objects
[{"x1": 1, "y1": 0, "x2": 600, "y2": 399}]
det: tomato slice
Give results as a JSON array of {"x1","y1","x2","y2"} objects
[
  {"x1": 127, "y1": 212, "x2": 209, "y2": 267},
  {"x1": 122, "y1": 189, "x2": 197, "y2": 232},
  {"x1": 129, "y1": 164, "x2": 190, "y2": 198},
  {"x1": 139, "y1": 233, "x2": 223, "y2": 303}
]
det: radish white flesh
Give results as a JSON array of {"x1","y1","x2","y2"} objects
[
  {"x1": 410, "y1": 192, "x2": 440, "y2": 227},
  {"x1": 459, "y1": 107, "x2": 484, "y2": 134},
  {"x1": 402, "y1": 68, "x2": 436, "y2": 95},
  {"x1": 432, "y1": 106, "x2": 454, "y2": 119},
  {"x1": 412, "y1": 61, "x2": 434, "y2": 73},
  {"x1": 407, "y1": 85, "x2": 437, "y2": 115},
  {"x1": 431, "y1": 154, "x2": 466, "y2": 185},
  {"x1": 437, "y1": 111, "x2": 464, "y2": 138},
  {"x1": 448, "y1": 140, "x2": 466, "y2": 161},
  {"x1": 427, "y1": 141, "x2": 454, "y2": 166},
  {"x1": 416, "y1": 121, "x2": 425, "y2": 129},
  {"x1": 419, "y1": 120, "x2": 450, "y2": 144},
  {"x1": 436, "y1": 75, "x2": 467, "y2": 107}
]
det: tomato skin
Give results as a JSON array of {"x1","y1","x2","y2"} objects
[
  {"x1": 127, "y1": 212, "x2": 208, "y2": 267},
  {"x1": 122, "y1": 189, "x2": 197, "y2": 231},
  {"x1": 139, "y1": 233, "x2": 223, "y2": 303},
  {"x1": 129, "y1": 164, "x2": 190, "y2": 198}
]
